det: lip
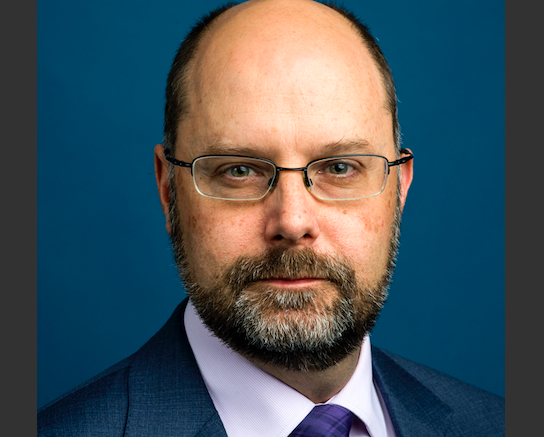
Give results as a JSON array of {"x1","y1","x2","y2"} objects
[{"x1": 258, "y1": 278, "x2": 325, "y2": 289}]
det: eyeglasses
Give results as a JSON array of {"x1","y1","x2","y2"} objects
[{"x1": 164, "y1": 148, "x2": 413, "y2": 201}]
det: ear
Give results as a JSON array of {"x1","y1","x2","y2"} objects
[
  {"x1": 398, "y1": 148, "x2": 414, "y2": 211},
  {"x1": 154, "y1": 144, "x2": 173, "y2": 235}
]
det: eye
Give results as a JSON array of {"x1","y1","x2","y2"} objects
[
  {"x1": 226, "y1": 165, "x2": 257, "y2": 178},
  {"x1": 325, "y1": 161, "x2": 354, "y2": 175}
]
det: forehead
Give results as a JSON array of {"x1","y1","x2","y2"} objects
[{"x1": 179, "y1": 0, "x2": 392, "y2": 158}]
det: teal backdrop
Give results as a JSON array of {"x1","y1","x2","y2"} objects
[{"x1": 38, "y1": 0, "x2": 505, "y2": 408}]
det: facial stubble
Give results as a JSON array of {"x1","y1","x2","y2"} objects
[{"x1": 168, "y1": 177, "x2": 402, "y2": 372}]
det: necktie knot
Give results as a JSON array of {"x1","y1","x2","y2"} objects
[{"x1": 289, "y1": 404, "x2": 355, "y2": 437}]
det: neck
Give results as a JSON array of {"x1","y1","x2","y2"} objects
[{"x1": 247, "y1": 347, "x2": 361, "y2": 404}]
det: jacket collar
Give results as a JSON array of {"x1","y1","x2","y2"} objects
[{"x1": 372, "y1": 346, "x2": 453, "y2": 437}]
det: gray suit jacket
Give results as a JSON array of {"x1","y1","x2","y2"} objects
[{"x1": 38, "y1": 299, "x2": 504, "y2": 436}]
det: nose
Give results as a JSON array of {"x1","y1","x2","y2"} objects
[{"x1": 263, "y1": 170, "x2": 320, "y2": 246}]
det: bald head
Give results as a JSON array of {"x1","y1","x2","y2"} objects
[{"x1": 164, "y1": 0, "x2": 399, "y2": 154}]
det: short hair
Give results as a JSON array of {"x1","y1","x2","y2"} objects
[{"x1": 163, "y1": 1, "x2": 401, "y2": 155}]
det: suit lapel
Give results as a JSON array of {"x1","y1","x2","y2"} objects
[
  {"x1": 372, "y1": 347, "x2": 452, "y2": 437},
  {"x1": 123, "y1": 299, "x2": 228, "y2": 437}
]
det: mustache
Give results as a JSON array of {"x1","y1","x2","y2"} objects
[{"x1": 224, "y1": 246, "x2": 358, "y2": 293}]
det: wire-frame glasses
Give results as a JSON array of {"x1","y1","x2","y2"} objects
[{"x1": 164, "y1": 148, "x2": 413, "y2": 201}]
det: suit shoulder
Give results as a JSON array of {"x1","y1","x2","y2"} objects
[
  {"x1": 374, "y1": 347, "x2": 504, "y2": 401},
  {"x1": 372, "y1": 346, "x2": 504, "y2": 436},
  {"x1": 37, "y1": 357, "x2": 132, "y2": 437}
]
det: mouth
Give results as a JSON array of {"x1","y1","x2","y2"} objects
[{"x1": 257, "y1": 278, "x2": 326, "y2": 289}]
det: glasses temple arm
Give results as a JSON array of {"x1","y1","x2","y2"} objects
[
  {"x1": 164, "y1": 150, "x2": 192, "y2": 167},
  {"x1": 388, "y1": 150, "x2": 414, "y2": 167}
]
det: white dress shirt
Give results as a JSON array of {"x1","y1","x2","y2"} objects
[{"x1": 185, "y1": 301, "x2": 396, "y2": 437}]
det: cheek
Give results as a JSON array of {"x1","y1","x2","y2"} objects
[
  {"x1": 346, "y1": 212, "x2": 389, "y2": 251},
  {"x1": 180, "y1": 203, "x2": 264, "y2": 281},
  {"x1": 174, "y1": 175, "x2": 253, "y2": 259},
  {"x1": 325, "y1": 201, "x2": 395, "y2": 275},
  {"x1": 360, "y1": 212, "x2": 387, "y2": 236}
]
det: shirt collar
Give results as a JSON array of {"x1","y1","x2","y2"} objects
[{"x1": 184, "y1": 300, "x2": 388, "y2": 437}]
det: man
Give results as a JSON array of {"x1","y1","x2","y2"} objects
[{"x1": 38, "y1": 0, "x2": 504, "y2": 435}]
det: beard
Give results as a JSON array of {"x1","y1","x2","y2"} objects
[{"x1": 168, "y1": 180, "x2": 402, "y2": 372}]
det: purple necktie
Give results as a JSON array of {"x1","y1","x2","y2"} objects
[{"x1": 289, "y1": 404, "x2": 355, "y2": 437}]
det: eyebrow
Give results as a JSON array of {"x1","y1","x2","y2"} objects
[
  {"x1": 199, "y1": 138, "x2": 373, "y2": 157},
  {"x1": 318, "y1": 138, "x2": 372, "y2": 155},
  {"x1": 202, "y1": 142, "x2": 262, "y2": 156}
]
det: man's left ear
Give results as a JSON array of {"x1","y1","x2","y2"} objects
[
  {"x1": 398, "y1": 148, "x2": 414, "y2": 211},
  {"x1": 154, "y1": 144, "x2": 173, "y2": 235}
]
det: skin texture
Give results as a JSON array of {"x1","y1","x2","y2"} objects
[{"x1": 155, "y1": 0, "x2": 413, "y2": 402}]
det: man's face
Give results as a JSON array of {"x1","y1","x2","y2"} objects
[{"x1": 156, "y1": 0, "x2": 413, "y2": 370}]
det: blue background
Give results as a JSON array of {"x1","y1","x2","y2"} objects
[{"x1": 38, "y1": 0, "x2": 504, "y2": 408}]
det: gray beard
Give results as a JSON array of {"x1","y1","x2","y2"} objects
[{"x1": 168, "y1": 182, "x2": 402, "y2": 372}]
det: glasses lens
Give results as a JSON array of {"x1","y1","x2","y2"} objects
[
  {"x1": 193, "y1": 156, "x2": 276, "y2": 200},
  {"x1": 308, "y1": 155, "x2": 388, "y2": 200}
]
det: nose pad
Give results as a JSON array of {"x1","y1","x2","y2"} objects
[{"x1": 304, "y1": 171, "x2": 313, "y2": 188}]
